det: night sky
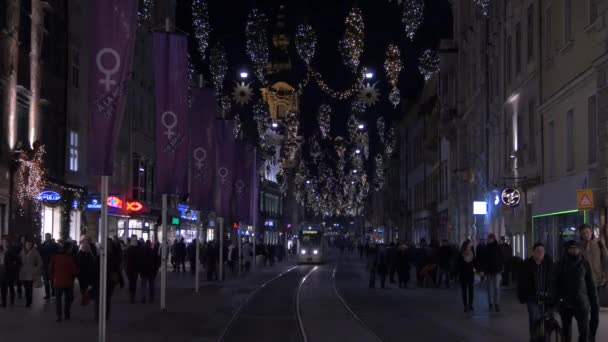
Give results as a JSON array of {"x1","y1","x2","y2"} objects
[{"x1": 176, "y1": 0, "x2": 452, "y2": 149}]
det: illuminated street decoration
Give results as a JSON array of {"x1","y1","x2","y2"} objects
[
  {"x1": 501, "y1": 188, "x2": 521, "y2": 207},
  {"x1": 86, "y1": 199, "x2": 102, "y2": 210},
  {"x1": 339, "y1": 7, "x2": 365, "y2": 72},
  {"x1": 473, "y1": 201, "x2": 488, "y2": 215},
  {"x1": 192, "y1": 0, "x2": 211, "y2": 58},
  {"x1": 295, "y1": 24, "x2": 316, "y2": 66},
  {"x1": 402, "y1": 0, "x2": 424, "y2": 40},
  {"x1": 106, "y1": 196, "x2": 123, "y2": 209},
  {"x1": 419, "y1": 49, "x2": 439, "y2": 80},
  {"x1": 384, "y1": 44, "x2": 402, "y2": 107},
  {"x1": 245, "y1": 8, "x2": 270, "y2": 84},
  {"x1": 37, "y1": 190, "x2": 61, "y2": 202},
  {"x1": 126, "y1": 201, "x2": 143, "y2": 212}
]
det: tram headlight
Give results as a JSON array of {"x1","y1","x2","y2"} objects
[
  {"x1": 301, "y1": 249, "x2": 306, "y2": 255},
  {"x1": 313, "y1": 249, "x2": 318, "y2": 255}
]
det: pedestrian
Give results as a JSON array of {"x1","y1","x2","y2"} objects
[
  {"x1": 175, "y1": 238, "x2": 187, "y2": 273},
  {"x1": 206, "y1": 241, "x2": 218, "y2": 281},
  {"x1": 387, "y1": 242, "x2": 397, "y2": 284},
  {"x1": 437, "y1": 239, "x2": 452, "y2": 288},
  {"x1": 475, "y1": 239, "x2": 487, "y2": 283},
  {"x1": 396, "y1": 243, "x2": 410, "y2": 288},
  {"x1": 457, "y1": 239, "x2": 476, "y2": 313},
  {"x1": 227, "y1": 241, "x2": 236, "y2": 274},
  {"x1": 125, "y1": 236, "x2": 141, "y2": 303},
  {"x1": 375, "y1": 244, "x2": 389, "y2": 289},
  {"x1": 76, "y1": 241, "x2": 96, "y2": 305},
  {"x1": 18, "y1": 239, "x2": 42, "y2": 308},
  {"x1": 482, "y1": 233, "x2": 504, "y2": 312},
  {"x1": 38, "y1": 233, "x2": 57, "y2": 300},
  {"x1": 187, "y1": 239, "x2": 197, "y2": 275},
  {"x1": 556, "y1": 240, "x2": 598, "y2": 342},
  {"x1": 93, "y1": 238, "x2": 121, "y2": 321},
  {"x1": 50, "y1": 241, "x2": 77, "y2": 322},
  {"x1": 242, "y1": 240, "x2": 252, "y2": 272},
  {"x1": 170, "y1": 239, "x2": 177, "y2": 271},
  {"x1": 578, "y1": 223, "x2": 608, "y2": 341},
  {"x1": 499, "y1": 236, "x2": 513, "y2": 286},
  {"x1": 0, "y1": 237, "x2": 19, "y2": 307},
  {"x1": 15, "y1": 235, "x2": 26, "y2": 299},
  {"x1": 139, "y1": 240, "x2": 160, "y2": 303},
  {"x1": 517, "y1": 242, "x2": 555, "y2": 340}
]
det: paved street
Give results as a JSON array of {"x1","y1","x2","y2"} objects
[{"x1": 1, "y1": 251, "x2": 608, "y2": 341}]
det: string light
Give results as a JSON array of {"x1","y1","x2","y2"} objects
[
  {"x1": 233, "y1": 112, "x2": 242, "y2": 138},
  {"x1": 318, "y1": 104, "x2": 331, "y2": 139},
  {"x1": 209, "y1": 43, "x2": 228, "y2": 96},
  {"x1": 137, "y1": 0, "x2": 154, "y2": 27},
  {"x1": 192, "y1": 0, "x2": 211, "y2": 59},
  {"x1": 374, "y1": 154, "x2": 385, "y2": 191},
  {"x1": 295, "y1": 24, "x2": 317, "y2": 66},
  {"x1": 419, "y1": 48, "x2": 439, "y2": 80},
  {"x1": 402, "y1": 0, "x2": 424, "y2": 40},
  {"x1": 188, "y1": 56, "x2": 196, "y2": 108},
  {"x1": 385, "y1": 126, "x2": 397, "y2": 156},
  {"x1": 377, "y1": 117, "x2": 385, "y2": 143},
  {"x1": 253, "y1": 100, "x2": 271, "y2": 149},
  {"x1": 245, "y1": 8, "x2": 270, "y2": 84},
  {"x1": 16, "y1": 143, "x2": 46, "y2": 207},
  {"x1": 475, "y1": 0, "x2": 491, "y2": 16},
  {"x1": 339, "y1": 7, "x2": 365, "y2": 72},
  {"x1": 384, "y1": 44, "x2": 403, "y2": 107}
]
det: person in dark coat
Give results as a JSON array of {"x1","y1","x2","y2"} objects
[
  {"x1": 555, "y1": 240, "x2": 598, "y2": 342},
  {"x1": 139, "y1": 240, "x2": 160, "y2": 303},
  {"x1": 482, "y1": 233, "x2": 504, "y2": 312},
  {"x1": 76, "y1": 241, "x2": 97, "y2": 304},
  {"x1": 125, "y1": 237, "x2": 142, "y2": 303},
  {"x1": 437, "y1": 239, "x2": 452, "y2": 288},
  {"x1": 38, "y1": 233, "x2": 58, "y2": 299},
  {"x1": 387, "y1": 242, "x2": 398, "y2": 284},
  {"x1": 517, "y1": 242, "x2": 555, "y2": 340},
  {"x1": 396, "y1": 243, "x2": 410, "y2": 288},
  {"x1": 457, "y1": 240, "x2": 476, "y2": 312},
  {"x1": 93, "y1": 238, "x2": 121, "y2": 321},
  {"x1": 475, "y1": 239, "x2": 487, "y2": 281},
  {"x1": 205, "y1": 241, "x2": 218, "y2": 281},
  {"x1": 175, "y1": 238, "x2": 187, "y2": 273},
  {"x1": 0, "y1": 237, "x2": 19, "y2": 307},
  {"x1": 374, "y1": 244, "x2": 389, "y2": 289},
  {"x1": 187, "y1": 240, "x2": 197, "y2": 275},
  {"x1": 49, "y1": 242, "x2": 77, "y2": 322},
  {"x1": 499, "y1": 236, "x2": 513, "y2": 286}
]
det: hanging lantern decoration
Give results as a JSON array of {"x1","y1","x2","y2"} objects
[
  {"x1": 318, "y1": 104, "x2": 331, "y2": 139},
  {"x1": 16, "y1": 143, "x2": 47, "y2": 207},
  {"x1": 295, "y1": 24, "x2": 317, "y2": 66},
  {"x1": 309, "y1": 137, "x2": 322, "y2": 164},
  {"x1": 233, "y1": 113, "x2": 242, "y2": 138},
  {"x1": 377, "y1": 117, "x2": 386, "y2": 143},
  {"x1": 245, "y1": 8, "x2": 270, "y2": 84},
  {"x1": 358, "y1": 82, "x2": 381, "y2": 107},
  {"x1": 419, "y1": 48, "x2": 439, "y2": 80},
  {"x1": 187, "y1": 56, "x2": 196, "y2": 108},
  {"x1": 384, "y1": 44, "x2": 403, "y2": 108},
  {"x1": 339, "y1": 7, "x2": 365, "y2": 72},
  {"x1": 284, "y1": 110, "x2": 300, "y2": 163},
  {"x1": 192, "y1": 0, "x2": 211, "y2": 59},
  {"x1": 402, "y1": 0, "x2": 424, "y2": 41}
]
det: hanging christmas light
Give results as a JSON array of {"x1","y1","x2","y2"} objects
[
  {"x1": 253, "y1": 101, "x2": 271, "y2": 149},
  {"x1": 385, "y1": 126, "x2": 397, "y2": 156},
  {"x1": 295, "y1": 24, "x2": 317, "y2": 66},
  {"x1": 192, "y1": 0, "x2": 211, "y2": 59},
  {"x1": 374, "y1": 154, "x2": 385, "y2": 191},
  {"x1": 233, "y1": 113, "x2": 242, "y2": 138},
  {"x1": 475, "y1": 0, "x2": 491, "y2": 16},
  {"x1": 16, "y1": 143, "x2": 47, "y2": 206},
  {"x1": 246, "y1": 8, "x2": 270, "y2": 84},
  {"x1": 318, "y1": 104, "x2": 331, "y2": 139},
  {"x1": 419, "y1": 48, "x2": 439, "y2": 80},
  {"x1": 187, "y1": 56, "x2": 196, "y2": 108},
  {"x1": 137, "y1": 0, "x2": 154, "y2": 27},
  {"x1": 210, "y1": 43, "x2": 228, "y2": 96},
  {"x1": 377, "y1": 117, "x2": 386, "y2": 143},
  {"x1": 283, "y1": 110, "x2": 300, "y2": 164},
  {"x1": 402, "y1": 0, "x2": 424, "y2": 41},
  {"x1": 384, "y1": 44, "x2": 403, "y2": 107},
  {"x1": 339, "y1": 7, "x2": 365, "y2": 72}
]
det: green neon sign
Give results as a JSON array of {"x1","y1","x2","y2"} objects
[{"x1": 171, "y1": 217, "x2": 180, "y2": 225}]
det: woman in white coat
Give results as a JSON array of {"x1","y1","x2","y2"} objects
[{"x1": 19, "y1": 240, "x2": 43, "y2": 307}]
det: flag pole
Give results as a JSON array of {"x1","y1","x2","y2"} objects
[
  {"x1": 160, "y1": 193, "x2": 167, "y2": 310},
  {"x1": 219, "y1": 217, "x2": 224, "y2": 281},
  {"x1": 195, "y1": 222, "x2": 200, "y2": 292},
  {"x1": 238, "y1": 221, "x2": 242, "y2": 275},
  {"x1": 98, "y1": 175, "x2": 109, "y2": 342}
]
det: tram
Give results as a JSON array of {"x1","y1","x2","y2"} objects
[{"x1": 297, "y1": 224, "x2": 325, "y2": 264}]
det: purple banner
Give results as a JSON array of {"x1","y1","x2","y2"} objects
[
  {"x1": 87, "y1": 0, "x2": 137, "y2": 175},
  {"x1": 250, "y1": 149, "x2": 260, "y2": 227},
  {"x1": 214, "y1": 120, "x2": 236, "y2": 217},
  {"x1": 189, "y1": 88, "x2": 217, "y2": 211},
  {"x1": 153, "y1": 32, "x2": 189, "y2": 195},
  {"x1": 234, "y1": 142, "x2": 255, "y2": 222}
]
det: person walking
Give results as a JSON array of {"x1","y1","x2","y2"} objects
[
  {"x1": 517, "y1": 242, "x2": 555, "y2": 340},
  {"x1": 457, "y1": 240, "x2": 476, "y2": 313},
  {"x1": 0, "y1": 237, "x2": 19, "y2": 307},
  {"x1": 50, "y1": 242, "x2": 77, "y2": 322},
  {"x1": 38, "y1": 233, "x2": 57, "y2": 300},
  {"x1": 387, "y1": 242, "x2": 398, "y2": 284},
  {"x1": 556, "y1": 240, "x2": 598, "y2": 342},
  {"x1": 396, "y1": 243, "x2": 410, "y2": 288},
  {"x1": 578, "y1": 223, "x2": 607, "y2": 341},
  {"x1": 93, "y1": 238, "x2": 121, "y2": 322},
  {"x1": 375, "y1": 244, "x2": 389, "y2": 289},
  {"x1": 140, "y1": 240, "x2": 159, "y2": 303},
  {"x1": 76, "y1": 241, "x2": 96, "y2": 305},
  {"x1": 18, "y1": 240, "x2": 42, "y2": 308},
  {"x1": 175, "y1": 238, "x2": 187, "y2": 273},
  {"x1": 206, "y1": 241, "x2": 218, "y2": 281},
  {"x1": 187, "y1": 240, "x2": 197, "y2": 276},
  {"x1": 125, "y1": 236, "x2": 142, "y2": 303},
  {"x1": 227, "y1": 241, "x2": 236, "y2": 274},
  {"x1": 499, "y1": 237, "x2": 513, "y2": 286},
  {"x1": 242, "y1": 240, "x2": 252, "y2": 272},
  {"x1": 437, "y1": 239, "x2": 452, "y2": 288},
  {"x1": 482, "y1": 233, "x2": 504, "y2": 312}
]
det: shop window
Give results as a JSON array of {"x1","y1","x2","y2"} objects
[
  {"x1": 68, "y1": 130, "x2": 79, "y2": 172},
  {"x1": 69, "y1": 210, "x2": 81, "y2": 241},
  {"x1": 42, "y1": 206, "x2": 62, "y2": 241}
]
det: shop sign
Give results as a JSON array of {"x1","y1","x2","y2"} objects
[
  {"x1": 86, "y1": 198, "x2": 102, "y2": 210},
  {"x1": 107, "y1": 196, "x2": 123, "y2": 209},
  {"x1": 501, "y1": 188, "x2": 521, "y2": 207},
  {"x1": 171, "y1": 217, "x2": 180, "y2": 225},
  {"x1": 473, "y1": 201, "x2": 487, "y2": 215},
  {"x1": 126, "y1": 201, "x2": 143, "y2": 212},
  {"x1": 576, "y1": 189, "x2": 594, "y2": 210},
  {"x1": 37, "y1": 190, "x2": 61, "y2": 203}
]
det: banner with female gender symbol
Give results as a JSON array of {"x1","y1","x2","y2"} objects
[
  {"x1": 153, "y1": 32, "x2": 189, "y2": 195},
  {"x1": 189, "y1": 88, "x2": 217, "y2": 211},
  {"x1": 214, "y1": 120, "x2": 236, "y2": 217},
  {"x1": 234, "y1": 141, "x2": 256, "y2": 223},
  {"x1": 87, "y1": 0, "x2": 137, "y2": 175}
]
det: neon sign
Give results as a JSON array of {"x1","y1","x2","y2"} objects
[
  {"x1": 501, "y1": 188, "x2": 521, "y2": 207},
  {"x1": 126, "y1": 201, "x2": 143, "y2": 212},
  {"x1": 86, "y1": 199, "x2": 102, "y2": 209},
  {"x1": 107, "y1": 196, "x2": 123, "y2": 209},
  {"x1": 37, "y1": 190, "x2": 61, "y2": 202}
]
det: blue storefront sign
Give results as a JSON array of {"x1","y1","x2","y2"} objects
[
  {"x1": 37, "y1": 190, "x2": 61, "y2": 203},
  {"x1": 86, "y1": 198, "x2": 102, "y2": 210}
]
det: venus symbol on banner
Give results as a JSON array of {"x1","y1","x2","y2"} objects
[
  {"x1": 96, "y1": 48, "x2": 121, "y2": 92},
  {"x1": 218, "y1": 167, "x2": 229, "y2": 185},
  {"x1": 235, "y1": 179, "x2": 245, "y2": 196},
  {"x1": 162, "y1": 111, "x2": 178, "y2": 140},
  {"x1": 193, "y1": 147, "x2": 207, "y2": 170}
]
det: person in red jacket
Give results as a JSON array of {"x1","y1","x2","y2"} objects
[{"x1": 50, "y1": 241, "x2": 77, "y2": 322}]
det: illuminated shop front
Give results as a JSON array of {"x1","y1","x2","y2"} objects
[
  {"x1": 39, "y1": 189, "x2": 82, "y2": 242},
  {"x1": 85, "y1": 195, "x2": 157, "y2": 242}
]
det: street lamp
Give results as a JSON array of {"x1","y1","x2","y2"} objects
[
  {"x1": 355, "y1": 149, "x2": 361, "y2": 154},
  {"x1": 306, "y1": 180, "x2": 311, "y2": 184},
  {"x1": 271, "y1": 122, "x2": 278, "y2": 128},
  {"x1": 365, "y1": 72, "x2": 374, "y2": 79},
  {"x1": 358, "y1": 124, "x2": 365, "y2": 130},
  {"x1": 239, "y1": 71, "x2": 249, "y2": 79}
]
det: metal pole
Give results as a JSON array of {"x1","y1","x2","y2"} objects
[
  {"x1": 238, "y1": 222, "x2": 242, "y2": 275},
  {"x1": 219, "y1": 217, "x2": 224, "y2": 281},
  {"x1": 252, "y1": 223, "x2": 256, "y2": 270},
  {"x1": 160, "y1": 194, "x2": 167, "y2": 309},
  {"x1": 195, "y1": 223, "x2": 200, "y2": 292},
  {"x1": 98, "y1": 175, "x2": 109, "y2": 342}
]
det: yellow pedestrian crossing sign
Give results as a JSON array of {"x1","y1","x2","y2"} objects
[{"x1": 576, "y1": 189, "x2": 594, "y2": 210}]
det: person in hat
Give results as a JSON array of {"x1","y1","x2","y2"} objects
[{"x1": 555, "y1": 240, "x2": 598, "y2": 342}]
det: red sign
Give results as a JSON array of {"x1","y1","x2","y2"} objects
[
  {"x1": 126, "y1": 201, "x2": 143, "y2": 212},
  {"x1": 107, "y1": 196, "x2": 123, "y2": 209},
  {"x1": 233, "y1": 222, "x2": 239, "y2": 229}
]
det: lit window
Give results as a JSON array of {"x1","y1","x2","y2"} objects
[{"x1": 69, "y1": 130, "x2": 79, "y2": 172}]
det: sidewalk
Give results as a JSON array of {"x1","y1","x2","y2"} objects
[{"x1": 0, "y1": 260, "x2": 296, "y2": 342}]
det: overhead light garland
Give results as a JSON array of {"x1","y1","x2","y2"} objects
[
  {"x1": 402, "y1": 0, "x2": 424, "y2": 41},
  {"x1": 253, "y1": 100, "x2": 272, "y2": 150},
  {"x1": 318, "y1": 104, "x2": 332, "y2": 139},
  {"x1": 233, "y1": 113, "x2": 242, "y2": 138},
  {"x1": 295, "y1": 24, "x2": 317, "y2": 66},
  {"x1": 384, "y1": 44, "x2": 403, "y2": 107},
  {"x1": 475, "y1": 0, "x2": 491, "y2": 16},
  {"x1": 137, "y1": 0, "x2": 154, "y2": 27},
  {"x1": 385, "y1": 126, "x2": 397, "y2": 156},
  {"x1": 419, "y1": 48, "x2": 439, "y2": 80},
  {"x1": 377, "y1": 117, "x2": 386, "y2": 143},
  {"x1": 210, "y1": 43, "x2": 228, "y2": 97},
  {"x1": 16, "y1": 143, "x2": 47, "y2": 207},
  {"x1": 232, "y1": 81, "x2": 253, "y2": 106},
  {"x1": 339, "y1": 7, "x2": 365, "y2": 72},
  {"x1": 374, "y1": 154, "x2": 385, "y2": 191},
  {"x1": 245, "y1": 8, "x2": 270, "y2": 84},
  {"x1": 192, "y1": 0, "x2": 211, "y2": 59}
]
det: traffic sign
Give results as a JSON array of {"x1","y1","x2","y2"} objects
[{"x1": 576, "y1": 189, "x2": 594, "y2": 210}]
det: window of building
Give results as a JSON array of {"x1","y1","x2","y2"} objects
[
  {"x1": 71, "y1": 47, "x2": 80, "y2": 89},
  {"x1": 566, "y1": 110, "x2": 574, "y2": 171},
  {"x1": 506, "y1": 35, "x2": 512, "y2": 84},
  {"x1": 527, "y1": 5, "x2": 534, "y2": 62},
  {"x1": 68, "y1": 130, "x2": 79, "y2": 172},
  {"x1": 42, "y1": 206, "x2": 62, "y2": 241},
  {"x1": 528, "y1": 101, "x2": 536, "y2": 163},
  {"x1": 517, "y1": 114, "x2": 524, "y2": 167},
  {"x1": 545, "y1": 7, "x2": 553, "y2": 59},
  {"x1": 590, "y1": 0, "x2": 599, "y2": 24},
  {"x1": 564, "y1": 0, "x2": 573, "y2": 42},
  {"x1": 515, "y1": 23, "x2": 522, "y2": 74},
  {"x1": 588, "y1": 95, "x2": 598, "y2": 164},
  {"x1": 548, "y1": 121, "x2": 556, "y2": 177}
]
